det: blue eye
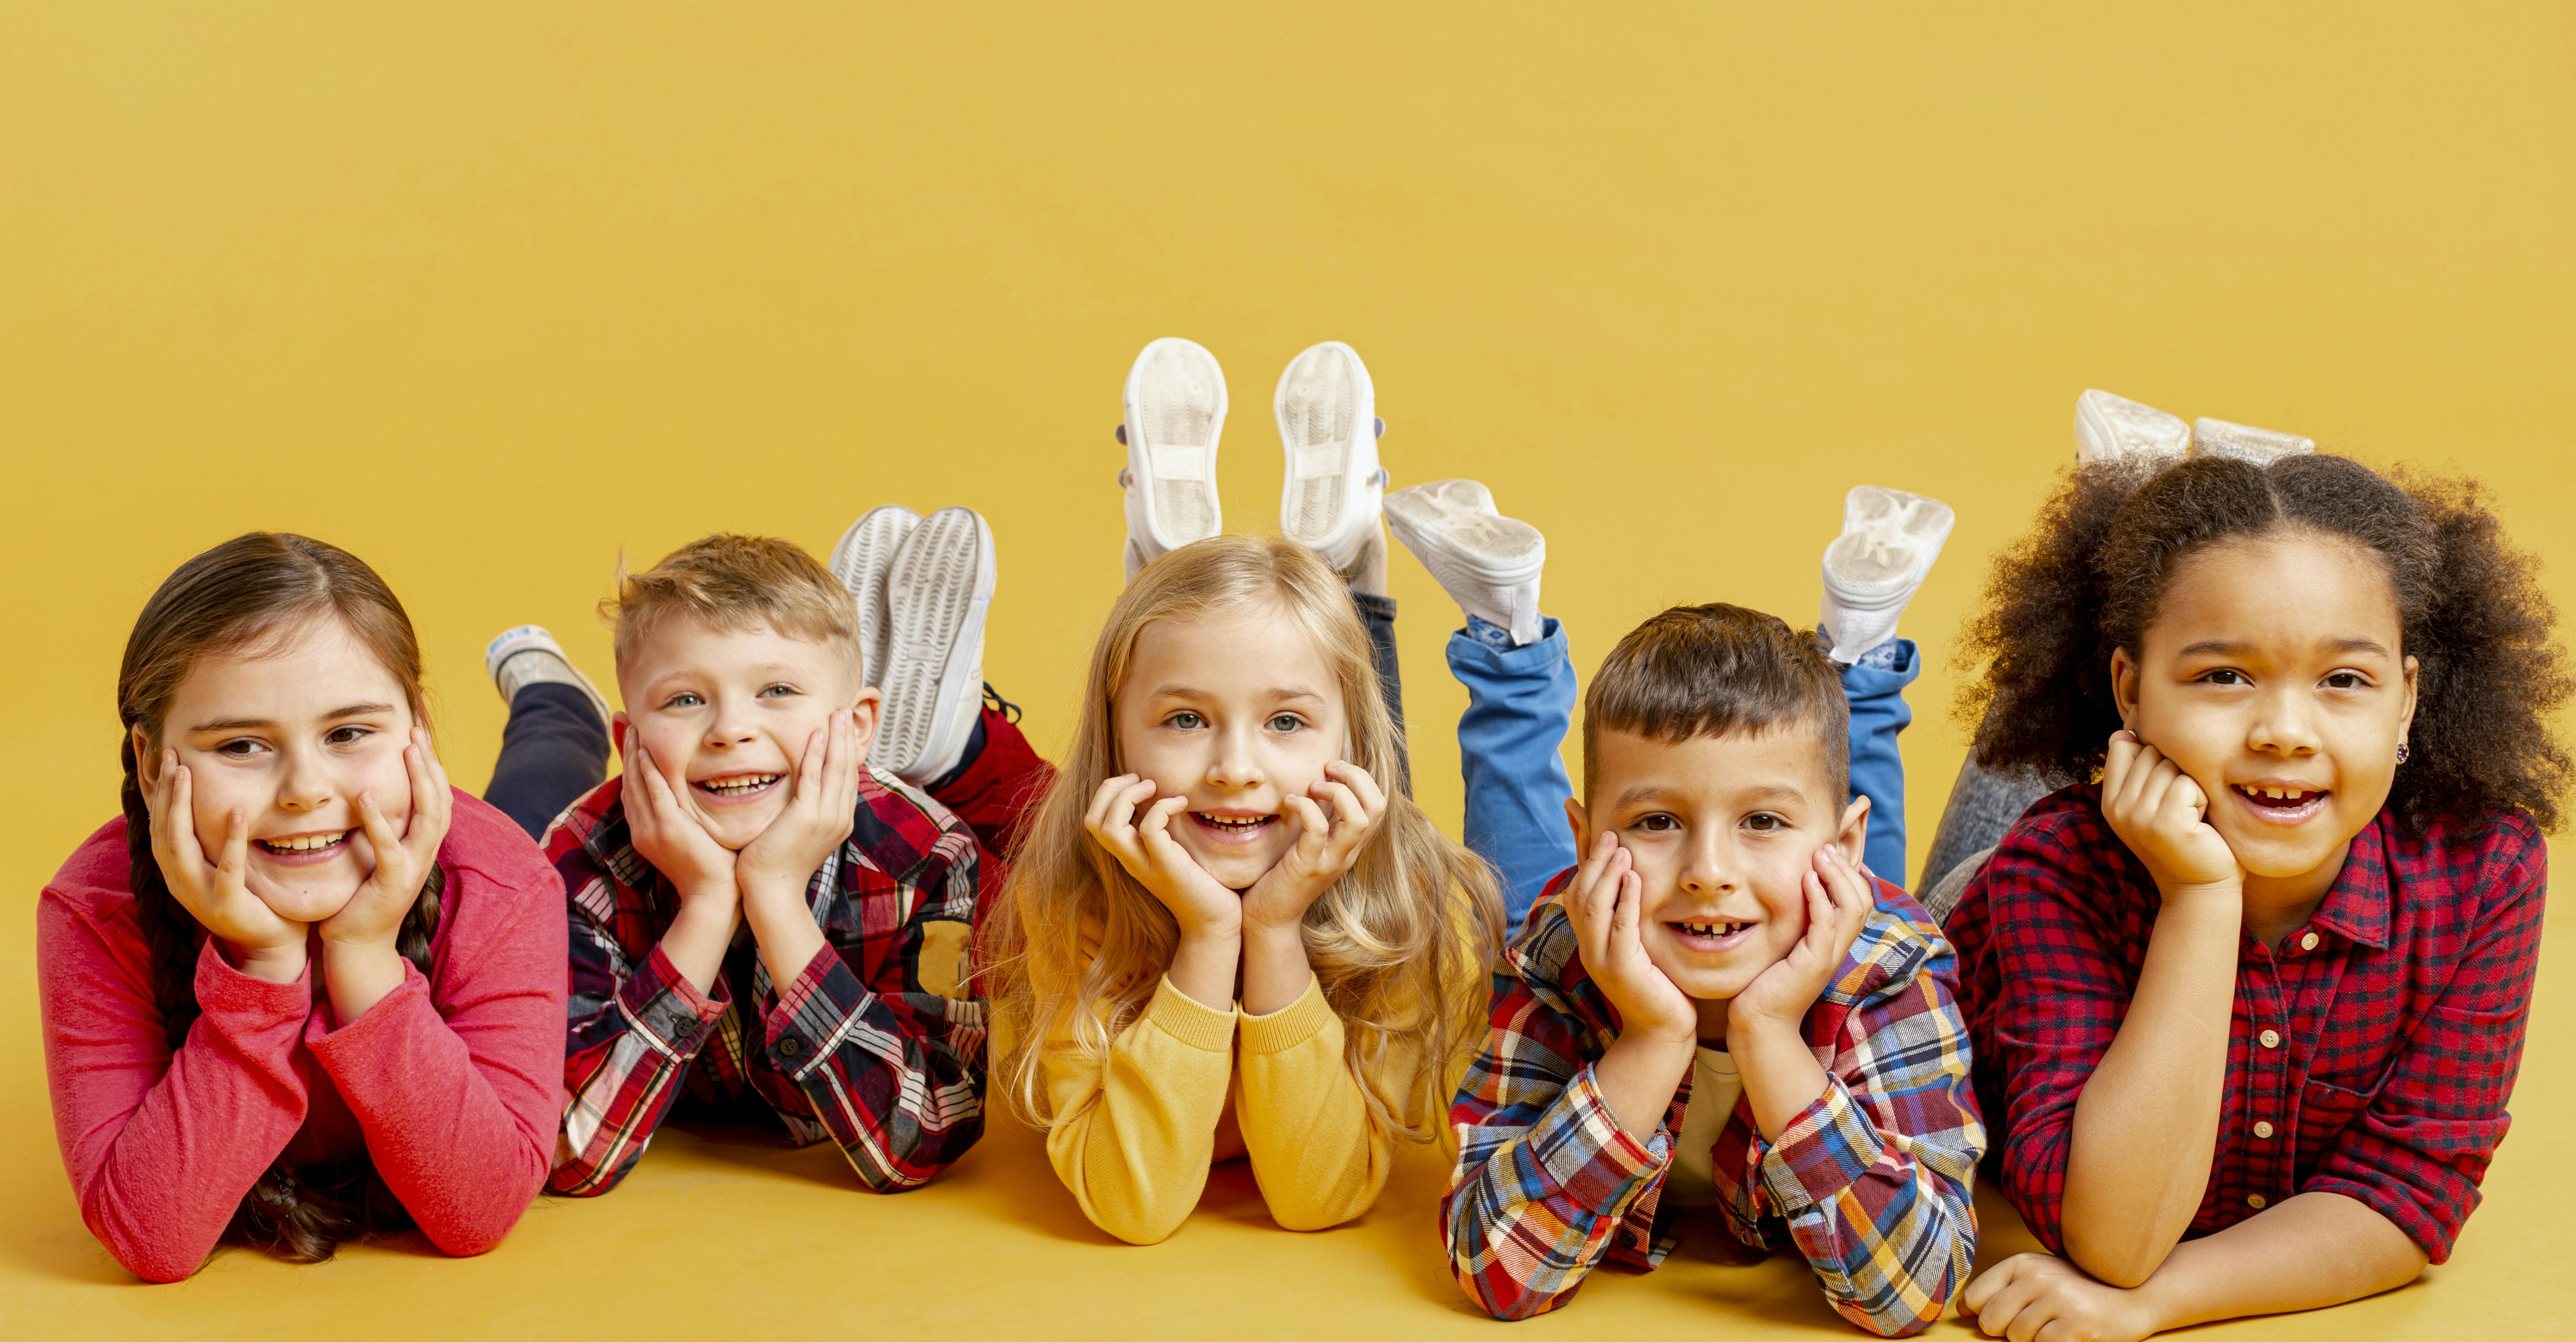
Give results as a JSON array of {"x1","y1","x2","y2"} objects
[
  {"x1": 665, "y1": 692, "x2": 703, "y2": 709},
  {"x1": 1268, "y1": 714, "x2": 1304, "y2": 733},
  {"x1": 759, "y1": 683, "x2": 798, "y2": 699},
  {"x1": 1167, "y1": 711, "x2": 1205, "y2": 730}
]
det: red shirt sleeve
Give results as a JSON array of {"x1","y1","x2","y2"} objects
[{"x1": 305, "y1": 791, "x2": 568, "y2": 1257}]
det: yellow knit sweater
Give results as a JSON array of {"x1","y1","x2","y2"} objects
[{"x1": 1038, "y1": 973, "x2": 1427, "y2": 1245}]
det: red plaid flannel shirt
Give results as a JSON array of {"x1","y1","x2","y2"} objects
[
  {"x1": 1947, "y1": 783, "x2": 2546, "y2": 1262},
  {"x1": 546, "y1": 769, "x2": 996, "y2": 1196}
]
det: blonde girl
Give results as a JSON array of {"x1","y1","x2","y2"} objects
[{"x1": 987, "y1": 534, "x2": 1502, "y2": 1244}]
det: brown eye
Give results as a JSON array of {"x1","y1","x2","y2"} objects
[
  {"x1": 1744, "y1": 813, "x2": 1783, "y2": 832},
  {"x1": 1635, "y1": 814, "x2": 1678, "y2": 833}
]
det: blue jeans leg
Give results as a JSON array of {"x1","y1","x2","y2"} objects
[
  {"x1": 1840, "y1": 639, "x2": 1922, "y2": 886},
  {"x1": 1448, "y1": 618, "x2": 1578, "y2": 934},
  {"x1": 484, "y1": 683, "x2": 612, "y2": 840}
]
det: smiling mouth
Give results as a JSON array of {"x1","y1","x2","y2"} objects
[
  {"x1": 2232, "y1": 784, "x2": 2329, "y2": 822},
  {"x1": 1189, "y1": 812, "x2": 1278, "y2": 841},
  {"x1": 696, "y1": 773, "x2": 781, "y2": 800},
  {"x1": 257, "y1": 831, "x2": 351, "y2": 861},
  {"x1": 1667, "y1": 919, "x2": 1756, "y2": 952}
]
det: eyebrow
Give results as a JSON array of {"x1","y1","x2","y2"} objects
[
  {"x1": 186, "y1": 702, "x2": 398, "y2": 733},
  {"x1": 1144, "y1": 685, "x2": 1328, "y2": 705},
  {"x1": 2176, "y1": 637, "x2": 2393, "y2": 658}
]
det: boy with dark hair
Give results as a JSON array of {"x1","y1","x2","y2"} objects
[{"x1": 1389, "y1": 484, "x2": 1981, "y2": 1336}]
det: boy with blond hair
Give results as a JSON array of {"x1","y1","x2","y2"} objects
[{"x1": 478, "y1": 514, "x2": 1050, "y2": 1193}]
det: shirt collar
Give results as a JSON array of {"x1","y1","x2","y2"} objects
[{"x1": 2305, "y1": 814, "x2": 2392, "y2": 949}]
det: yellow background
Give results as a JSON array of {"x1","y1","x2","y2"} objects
[{"x1": 2, "y1": 4, "x2": 2569, "y2": 1338}]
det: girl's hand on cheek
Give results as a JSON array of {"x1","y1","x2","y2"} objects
[
  {"x1": 2101, "y1": 730, "x2": 2241, "y2": 896},
  {"x1": 1084, "y1": 774, "x2": 1241, "y2": 940},
  {"x1": 623, "y1": 730, "x2": 738, "y2": 902},
  {"x1": 322, "y1": 728, "x2": 452, "y2": 951},
  {"x1": 1242, "y1": 761, "x2": 1385, "y2": 935},
  {"x1": 148, "y1": 752, "x2": 307, "y2": 981}
]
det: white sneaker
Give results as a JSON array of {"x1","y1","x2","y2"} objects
[
  {"x1": 1385, "y1": 479, "x2": 1545, "y2": 646},
  {"x1": 485, "y1": 625, "x2": 611, "y2": 726},
  {"x1": 2074, "y1": 390, "x2": 2190, "y2": 464},
  {"x1": 872, "y1": 507, "x2": 995, "y2": 784},
  {"x1": 1121, "y1": 338, "x2": 1226, "y2": 569},
  {"x1": 826, "y1": 504, "x2": 922, "y2": 688},
  {"x1": 1819, "y1": 487, "x2": 1954, "y2": 664},
  {"x1": 1275, "y1": 341, "x2": 1385, "y2": 572},
  {"x1": 2192, "y1": 416, "x2": 2314, "y2": 463}
]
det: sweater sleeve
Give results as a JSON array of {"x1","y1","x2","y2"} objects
[
  {"x1": 307, "y1": 805, "x2": 569, "y2": 1257},
  {"x1": 1040, "y1": 976, "x2": 1237, "y2": 1244},
  {"x1": 1235, "y1": 975, "x2": 1410, "y2": 1231},
  {"x1": 38, "y1": 888, "x2": 313, "y2": 1283}
]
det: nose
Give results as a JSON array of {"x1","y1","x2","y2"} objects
[
  {"x1": 703, "y1": 697, "x2": 760, "y2": 750},
  {"x1": 275, "y1": 742, "x2": 335, "y2": 815},
  {"x1": 2246, "y1": 682, "x2": 2324, "y2": 758},
  {"x1": 1204, "y1": 719, "x2": 1267, "y2": 792},
  {"x1": 1675, "y1": 828, "x2": 1734, "y2": 900}
]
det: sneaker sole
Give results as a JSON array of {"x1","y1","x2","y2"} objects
[
  {"x1": 1385, "y1": 479, "x2": 1544, "y2": 586},
  {"x1": 484, "y1": 625, "x2": 612, "y2": 725},
  {"x1": 828, "y1": 505, "x2": 923, "y2": 687},
  {"x1": 872, "y1": 507, "x2": 995, "y2": 777},
  {"x1": 1123, "y1": 338, "x2": 1226, "y2": 554},
  {"x1": 1275, "y1": 340, "x2": 1381, "y2": 569},
  {"x1": 1824, "y1": 487, "x2": 1954, "y2": 608}
]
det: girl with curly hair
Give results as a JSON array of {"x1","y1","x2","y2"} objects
[{"x1": 1941, "y1": 417, "x2": 2568, "y2": 1341}]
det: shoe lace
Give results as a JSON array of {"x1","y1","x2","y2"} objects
[{"x1": 983, "y1": 684, "x2": 1021, "y2": 724}]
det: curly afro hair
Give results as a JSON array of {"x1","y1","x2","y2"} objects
[{"x1": 1957, "y1": 452, "x2": 2572, "y2": 833}]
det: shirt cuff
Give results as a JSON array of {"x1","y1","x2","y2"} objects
[
  {"x1": 1529, "y1": 1063, "x2": 1669, "y2": 1210},
  {"x1": 307, "y1": 958, "x2": 430, "y2": 1047},
  {"x1": 765, "y1": 943, "x2": 870, "y2": 1077},
  {"x1": 1754, "y1": 1076, "x2": 1887, "y2": 1214},
  {"x1": 615, "y1": 943, "x2": 726, "y2": 1058},
  {"x1": 191, "y1": 935, "x2": 314, "y2": 1023},
  {"x1": 1145, "y1": 974, "x2": 1238, "y2": 1053},
  {"x1": 1237, "y1": 975, "x2": 1333, "y2": 1056}
]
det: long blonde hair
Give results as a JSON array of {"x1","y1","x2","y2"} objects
[{"x1": 985, "y1": 535, "x2": 1502, "y2": 1139}]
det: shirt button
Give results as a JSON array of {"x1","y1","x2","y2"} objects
[
  {"x1": 2247, "y1": 1193, "x2": 2267, "y2": 1210},
  {"x1": 779, "y1": 1037, "x2": 803, "y2": 1057},
  {"x1": 2299, "y1": 932, "x2": 2320, "y2": 951},
  {"x1": 2254, "y1": 1121, "x2": 2275, "y2": 1139},
  {"x1": 2258, "y1": 1029, "x2": 2281, "y2": 1049}
]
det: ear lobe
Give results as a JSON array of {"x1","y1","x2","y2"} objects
[
  {"x1": 131, "y1": 727, "x2": 159, "y2": 789},
  {"x1": 2109, "y1": 648, "x2": 2140, "y2": 731},
  {"x1": 1563, "y1": 797, "x2": 1591, "y2": 853},
  {"x1": 610, "y1": 713, "x2": 631, "y2": 762}
]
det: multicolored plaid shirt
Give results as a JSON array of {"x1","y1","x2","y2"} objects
[
  {"x1": 1444, "y1": 874, "x2": 1983, "y2": 1336},
  {"x1": 545, "y1": 769, "x2": 993, "y2": 1196},
  {"x1": 1948, "y1": 783, "x2": 2546, "y2": 1262}
]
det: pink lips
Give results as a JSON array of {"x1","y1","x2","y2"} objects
[
  {"x1": 2230, "y1": 783, "x2": 2330, "y2": 826},
  {"x1": 693, "y1": 773, "x2": 783, "y2": 806},
  {"x1": 1665, "y1": 920, "x2": 1757, "y2": 955},
  {"x1": 1186, "y1": 811, "x2": 1279, "y2": 845},
  {"x1": 254, "y1": 831, "x2": 353, "y2": 867}
]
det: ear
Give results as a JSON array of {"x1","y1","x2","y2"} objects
[
  {"x1": 2398, "y1": 653, "x2": 2420, "y2": 747},
  {"x1": 1563, "y1": 796, "x2": 1593, "y2": 854},
  {"x1": 2109, "y1": 646, "x2": 2142, "y2": 732},
  {"x1": 132, "y1": 726, "x2": 161, "y2": 791},
  {"x1": 848, "y1": 685, "x2": 886, "y2": 759},
  {"x1": 610, "y1": 712, "x2": 631, "y2": 764},
  {"x1": 1835, "y1": 793, "x2": 1871, "y2": 869}
]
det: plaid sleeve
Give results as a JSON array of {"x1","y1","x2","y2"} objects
[
  {"x1": 547, "y1": 791, "x2": 729, "y2": 1197},
  {"x1": 2303, "y1": 825, "x2": 2545, "y2": 1261},
  {"x1": 1972, "y1": 818, "x2": 2131, "y2": 1256},
  {"x1": 1442, "y1": 962, "x2": 1671, "y2": 1321},
  {"x1": 1750, "y1": 915, "x2": 1983, "y2": 1338},
  {"x1": 760, "y1": 824, "x2": 988, "y2": 1191}
]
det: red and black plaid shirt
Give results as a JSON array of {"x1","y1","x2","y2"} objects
[{"x1": 1947, "y1": 783, "x2": 2546, "y2": 1262}]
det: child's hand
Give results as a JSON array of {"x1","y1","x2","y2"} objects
[
  {"x1": 1085, "y1": 775, "x2": 1241, "y2": 941},
  {"x1": 145, "y1": 751, "x2": 306, "y2": 980},
  {"x1": 2101, "y1": 730, "x2": 2241, "y2": 896},
  {"x1": 1240, "y1": 762, "x2": 1385, "y2": 935},
  {"x1": 1962, "y1": 1253, "x2": 2154, "y2": 1342},
  {"x1": 623, "y1": 734, "x2": 738, "y2": 904},
  {"x1": 1572, "y1": 833, "x2": 1696, "y2": 1043},
  {"x1": 320, "y1": 728, "x2": 453, "y2": 951},
  {"x1": 1730, "y1": 843, "x2": 1874, "y2": 1038},
  {"x1": 736, "y1": 709, "x2": 864, "y2": 901}
]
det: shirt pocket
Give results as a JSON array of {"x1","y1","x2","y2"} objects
[{"x1": 2295, "y1": 1076, "x2": 2373, "y2": 1162}]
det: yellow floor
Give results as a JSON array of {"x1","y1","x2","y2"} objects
[{"x1": 2, "y1": 4, "x2": 2572, "y2": 1337}]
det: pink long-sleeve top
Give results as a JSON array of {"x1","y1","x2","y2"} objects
[{"x1": 38, "y1": 790, "x2": 568, "y2": 1283}]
